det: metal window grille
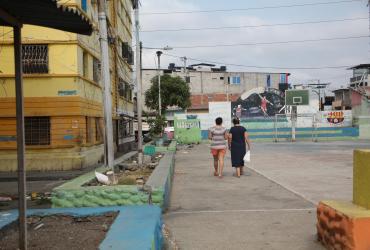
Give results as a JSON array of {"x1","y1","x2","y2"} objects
[
  {"x1": 119, "y1": 119, "x2": 129, "y2": 138},
  {"x1": 22, "y1": 45, "x2": 48, "y2": 74},
  {"x1": 83, "y1": 52, "x2": 89, "y2": 78},
  {"x1": 93, "y1": 58, "x2": 101, "y2": 83},
  {"x1": 122, "y1": 42, "x2": 134, "y2": 65},
  {"x1": 118, "y1": 78, "x2": 132, "y2": 100},
  {"x1": 25, "y1": 117, "x2": 50, "y2": 145},
  {"x1": 118, "y1": 78, "x2": 125, "y2": 97},
  {"x1": 95, "y1": 118, "x2": 102, "y2": 142},
  {"x1": 86, "y1": 117, "x2": 93, "y2": 143},
  {"x1": 126, "y1": 82, "x2": 132, "y2": 100}
]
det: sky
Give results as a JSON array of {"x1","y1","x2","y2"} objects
[{"x1": 138, "y1": 0, "x2": 369, "y2": 89}]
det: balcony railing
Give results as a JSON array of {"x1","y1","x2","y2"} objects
[{"x1": 351, "y1": 75, "x2": 368, "y2": 83}]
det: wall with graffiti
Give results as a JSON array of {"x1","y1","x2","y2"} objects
[{"x1": 231, "y1": 88, "x2": 285, "y2": 119}]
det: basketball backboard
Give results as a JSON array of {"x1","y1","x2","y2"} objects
[{"x1": 285, "y1": 89, "x2": 309, "y2": 106}]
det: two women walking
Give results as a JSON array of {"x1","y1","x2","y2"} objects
[{"x1": 209, "y1": 117, "x2": 251, "y2": 178}]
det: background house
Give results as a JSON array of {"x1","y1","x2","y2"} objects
[
  {"x1": 332, "y1": 88, "x2": 351, "y2": 110},
  {"x1": 142, "y1": 63, "x2": 290, "y2": 113}
]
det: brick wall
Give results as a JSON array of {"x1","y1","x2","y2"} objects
[{"x1": 189, "y1": 93, "x2": 240, "y2": 110}]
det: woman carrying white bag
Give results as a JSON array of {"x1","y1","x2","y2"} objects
[{"x1": 228, "y1": 118, "x2": 252, "y2": 178}]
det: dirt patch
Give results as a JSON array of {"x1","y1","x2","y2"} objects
[
  {"x1": 116, "y1": 168, "x2": 154, "y2": 185},
  {"x1": 84, "y1": 153, "x2": 163, "y2": 187},
  {"x1": 0, "y1": 212, "x2": 117, "y2": 250}
]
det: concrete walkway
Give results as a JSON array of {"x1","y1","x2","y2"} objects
[{"x1": 164, "y1": 143, "x2": 329, "y2": 250}]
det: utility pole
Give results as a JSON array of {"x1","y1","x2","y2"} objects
[
  {"x1": 318, "y1": 79, "x2": 321, "y2": 111},
  {"x1": 181, "y1": 56, "x2": 187, "y2": 74},
  {"x1": 368, "y1": 0, "x2": 370, "y2": 58},
  {"x1": 156, "y1": 51, "x2": 163, "y2": 116},
  {"x1": 291, "y1": 106, "x2": 297, "y2": 142},
  {"x1": 14, "y1": 26, "x2": 27, "y2": 250},
  {"x1": 134, "y1": 3, "x2": 143, "y2": 165},
  {"x1": 98, "y1": 0, "x2": 114, "y2": 169}
]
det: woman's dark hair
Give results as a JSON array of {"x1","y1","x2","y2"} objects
[
  {"x1": 232, "y1": 117, "x2": 240, "y2": 125},
  {"x1": 215, "y1": 117, "x2": 223, "y2": 125}
]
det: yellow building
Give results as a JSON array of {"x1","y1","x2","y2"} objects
[{"x1": 0, "y1": 0, "x2": 136, "y2": 171}]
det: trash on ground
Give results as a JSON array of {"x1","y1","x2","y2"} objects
[
  {"x1": 0, "y1": 197, "x2": 12, "y2": 202},
  {"x1": 95, "y1": 171, "x2": 110, "y2": 185},
  {"x1": 33, "y1": 223, "x2": 44, "y2": 231}
]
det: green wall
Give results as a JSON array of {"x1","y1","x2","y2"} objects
[{"x1": 174, "y1": 119, "x2": 202, "y2": 144}]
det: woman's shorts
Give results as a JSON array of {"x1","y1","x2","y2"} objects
[{"x1": 211, "y1": 148, "x2": 226, "y2": 157}]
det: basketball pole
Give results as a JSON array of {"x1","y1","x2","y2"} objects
[{"x1": 291, "y1": 106, "x2": 297, "y2": 142}]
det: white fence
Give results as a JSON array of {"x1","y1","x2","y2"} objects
[{"x1": 274, "y1": 111, "x2": 353, "y2": 142}]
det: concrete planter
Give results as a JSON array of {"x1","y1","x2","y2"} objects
[
  {"x1": 145, "y1": 152, "x2": 175, "y2": 211},
  {"x1": 51, "y1": 152, "x2": 176, "y2": 210},
  {"x1": 0, "y1": 206, "x2": 163, "y2": 250}
]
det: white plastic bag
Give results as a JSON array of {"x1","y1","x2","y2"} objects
[
  {"x1": 243, "y1": 151, "x2": 250, "y2": 162},
  {"x1": 95, "y1": 171, "x2": 110, "y2": 185}
]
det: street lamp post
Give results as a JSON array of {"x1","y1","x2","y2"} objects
[{"x1": 156, "y1": 51, "x2": 163, "y2": 116}]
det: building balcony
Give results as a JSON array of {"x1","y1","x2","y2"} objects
[{"x1": 350, "y1": 76, "x2": 364, "y2": 83}]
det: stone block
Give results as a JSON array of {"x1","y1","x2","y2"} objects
[
  {"x1": 317, "y1": 201, "x2": 370, "y2": 250},
  {"x1": 353, "y1": 149, "x2": 370, "y2": 209},
  {"x1": 359, "y1": 124, "x2": 370, "y2": 139}
]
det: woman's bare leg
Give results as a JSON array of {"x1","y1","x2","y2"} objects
[
  {"x1": 236, "y1": 167, "x2": 241, "y2": 177},
  {"x1": 218, "y1": 154, "x2": 224, "y2": 178},
  {"x1": 213, "y1": 155, "x2": 219, "y2": 176}
]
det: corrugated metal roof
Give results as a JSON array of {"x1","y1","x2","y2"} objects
[
  {"x1": 348, "y1": 64, "x2": 370, "y2": 70},
  {"x1": 0, "y1": 0, "x2": 93, "y2": 35}
]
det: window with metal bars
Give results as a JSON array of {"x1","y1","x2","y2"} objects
[
  {"x1": 121, "y1": 42, "x2": 134, "y2": 65},
  {"x1": 22, "y1": 45, "x2": 48, "y2": 74},
  {"x1": 25, "y1": 117, "x2": 50, "y2": 145},
  {"x1": 95, "y1": 118, "x2": 102, "y2": 142},
  {"x1": 118, "y1": 78, "x2": 132, "y2": 100},
  {"x1": 118, "y1": 79, "x2": 125, "y2": 97},
  {"x1": 118, "y1": 119, "x2": 129, "y2": 138},
  {"x1": 93, "y1": 58, "x2": 101, "y2": 83}
]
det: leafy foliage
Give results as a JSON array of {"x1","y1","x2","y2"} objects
[
  {"x1": 145, "y1": 74, "x2": 191, "y2": 113},
  {"x1": 147, "y1": 115, "x2": 166, "y2": 137}
]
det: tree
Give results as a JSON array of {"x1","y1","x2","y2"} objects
[
  {"x1": 147, "y1": 114, "x2": 166, "y2": 137},
  {"x1": 145, "y1": 74, "x2": 191, "y2": 113}
]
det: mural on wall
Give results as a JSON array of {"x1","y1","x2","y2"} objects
[
  {"x1": 231, "y1": 88, "x2": 285, "y2": 119},
  {"x1": 325, "y1": 111, "x2": 345, "y2": 124},
  {"x1": 320, "y1": 111, "x2": 352, "y2": 127}
]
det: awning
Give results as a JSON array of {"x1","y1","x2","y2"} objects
[{"x1": 0, "y1": 0, "x2": 93, "y2": 35}]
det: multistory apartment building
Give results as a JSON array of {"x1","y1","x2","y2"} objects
[{"x1": 0, "y1": 0, "x2": 136, "y2": 171}]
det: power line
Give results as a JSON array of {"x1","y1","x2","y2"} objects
[
  {"x1": 151, "y1": 35, "x2": 369, "y2": 49},
  {"x1": 140, "y1": 0, "x2": 363, "y2": 15},
  {"x1": 141, "y1": 17, "x2": 367, "y2": 33},
  {"x1": 162, "y1": 53, "x2": 355, "y2": 70}
]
